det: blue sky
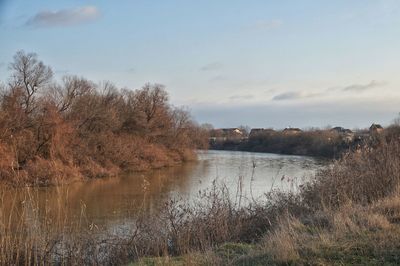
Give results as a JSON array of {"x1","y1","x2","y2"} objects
[{"x1": 1, "y1": 0, "x2": 400, "y2": 129}]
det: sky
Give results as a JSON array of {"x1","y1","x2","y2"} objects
[{"x1": 0, "y1": 0, "x2": 400, "y2": 129}]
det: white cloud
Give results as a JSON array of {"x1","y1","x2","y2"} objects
[{"x1": 26, "y1": 6, "x2": 100, "y2": 27}]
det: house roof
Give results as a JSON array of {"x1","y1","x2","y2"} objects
[
  {"x1": 283, "y1": 127, "x2": 302, "y2": 132},
  {"x1": 250, "y1": 128, "x2": 275, "y2": 132},
  {"x1": 220, "y1": 128, "x2": 243, "y2": 134},
  {"x1": 330, "y1": 127, "x2": 353, "y2": 133},
  {"x1": 331, "y1": 126, "x2": 345, "y2": 132},
  {"x1": 370, "y1": 123, "x2": 383, "y2": 130}
]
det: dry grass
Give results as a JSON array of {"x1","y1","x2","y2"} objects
[
  {"x1": 0, "y1": 180, "x2": 275, "y2": 265},
  {"x1": 256, "y1": 195, "x2": 400, "y2": 265},
  {"x1": 262, "y1": 218, "x2": 301, "y2": 263},
  {"x1": 301, "y1": 139, "x2": 400, "y2": 208}
]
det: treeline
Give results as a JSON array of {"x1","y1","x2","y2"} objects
[
  {"x1": 210, "y1": 127, "x2": 400, "y2": 158},
  {"x1": 0, "y1": 51, "x2": 208, "y2": 185},
  {"x1": 240, "y1": 130, "x2": 350, "y2": 157},
  {"x1": 211, "y1": 131, "x2": 345, "y2": 157}
]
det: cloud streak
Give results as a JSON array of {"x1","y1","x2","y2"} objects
[
  {"x1": 272, "y1": 80, "x2": 387, "y2": 101},
  {"x1": 26, "y1": 6, "x2": 100, "y2": 27},
  {"x1": 272, "y1": 91, "x2": 322, "y2": 101},
  {"x1": 229, "y1": 94, "x2": 254, "y2": 100},
  {"x1": 272, "y1": 91, "x2": 303, "y2": 101},
  {"x1": 342, "y1": 80, "x2": 386, "y2": 92}
]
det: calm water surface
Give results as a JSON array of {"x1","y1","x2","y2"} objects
[{"x1": 6, "y1": 150, "x2": 327, "y2": 232}]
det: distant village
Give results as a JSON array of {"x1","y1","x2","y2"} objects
[
  {"x1": 209, "y1": 123, "x2": 384, "y2": 143},
  {"x1": 208, "y1": 123, "x2": 387, "y2": 158}
]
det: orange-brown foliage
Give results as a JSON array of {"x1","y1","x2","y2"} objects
[{"x1": 0, "y1": 51, "x2": 207, "y2": 185}]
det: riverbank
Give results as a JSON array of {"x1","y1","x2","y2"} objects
[
  {"x1": 0, "y1": 51, "x2": 208, "y2": 186},
  {"x1": 1, "y1": 138, "x2": 400, "y2": 265}
]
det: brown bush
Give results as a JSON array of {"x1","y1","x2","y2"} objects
[
  {"x1": 302, "y1": 140, "x2": 400, "y2": 208},
  {"x1": 0, "y1": 51, "x2": 208, "y2": 185}
]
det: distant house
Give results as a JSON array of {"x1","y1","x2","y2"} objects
[
  {"x1": 282, "y1": 127, "x2": 302, "y2": 135},
  {"x1": 210, "y1": 128, "x2": 245, "y2": 141},
  {"x1": 330, "y1": 127, "x2": 354, "y2": 142},
  {"x1": 369, "y1": 123, "x2": 384, "y2": 134},
  {"x1": 221, "y1": 128, "x2": 243, "y2": 136},
  {"x1": 249, "y1": 128, "x2": 275, "y2": 138},
  {"x1": 344, "y1": 129, "x2": 353, "y2": 134},
  {"x1": 249, "y1": 128, "x2": 264, "y2": 137},
  {"x1": 330, "y1": 127, "x2": 353, "y2": 134}
]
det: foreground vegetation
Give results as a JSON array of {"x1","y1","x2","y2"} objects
[
  {"x1": 0, "y1": 51, "x2": 208, "y2": 186},
  {"x1": 1, "y1": 130, "x2": 400, "y2": 264},
  {"x1": 132, "y1": 136, "x2": 400, "y2": 266}
]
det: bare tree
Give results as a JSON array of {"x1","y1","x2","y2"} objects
[
  {"x1": 133, "y1": 83, "x2": 171, "y2": 136},
  {"x1": 47, "y1": 76, "x2": 92, "y2": 113},
  {"x1": 0, "y1": 50, "x2": 209, "y2": 185},
  {"x1": 171, "y1": 107, "x2": 192, "y2": 135},
  {"x1": 9, "y1": 50, "x2": 53, "y2": 114},
  {"x1": 393, "y1": 112, "x2": 400, "y2": 126},
  {"x1": 201, "y1": 123, "x2": 214, "y2": 131}
]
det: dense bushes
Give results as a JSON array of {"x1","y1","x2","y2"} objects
[
  {"x1": 302, "y1": 139, "x2": 400, "y2": 208},
  {"x1": 211, "y1": 129, "x2": 353, "y2": 158},
  {"x1": 249, "y1": 130, "x2": 348, "y2": 157},
  {"x1": 0, "y1": 51, "x2": 208, "y2": 185}
]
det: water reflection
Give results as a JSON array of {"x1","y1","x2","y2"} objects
[{"x1": 2, "y1": 150, "x2": 326, "y2": 231}]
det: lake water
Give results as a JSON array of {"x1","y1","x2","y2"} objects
[{"x1": 2, "y1": 150, "x2": 327, "y2": 233}]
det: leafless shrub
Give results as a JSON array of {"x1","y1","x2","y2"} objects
[
  {"x1": 302, "y1": 140, "x2": 400, "y2": 209},
  {"x1": 0, "y1": 51, "x2": 208, "y2": 185}
]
